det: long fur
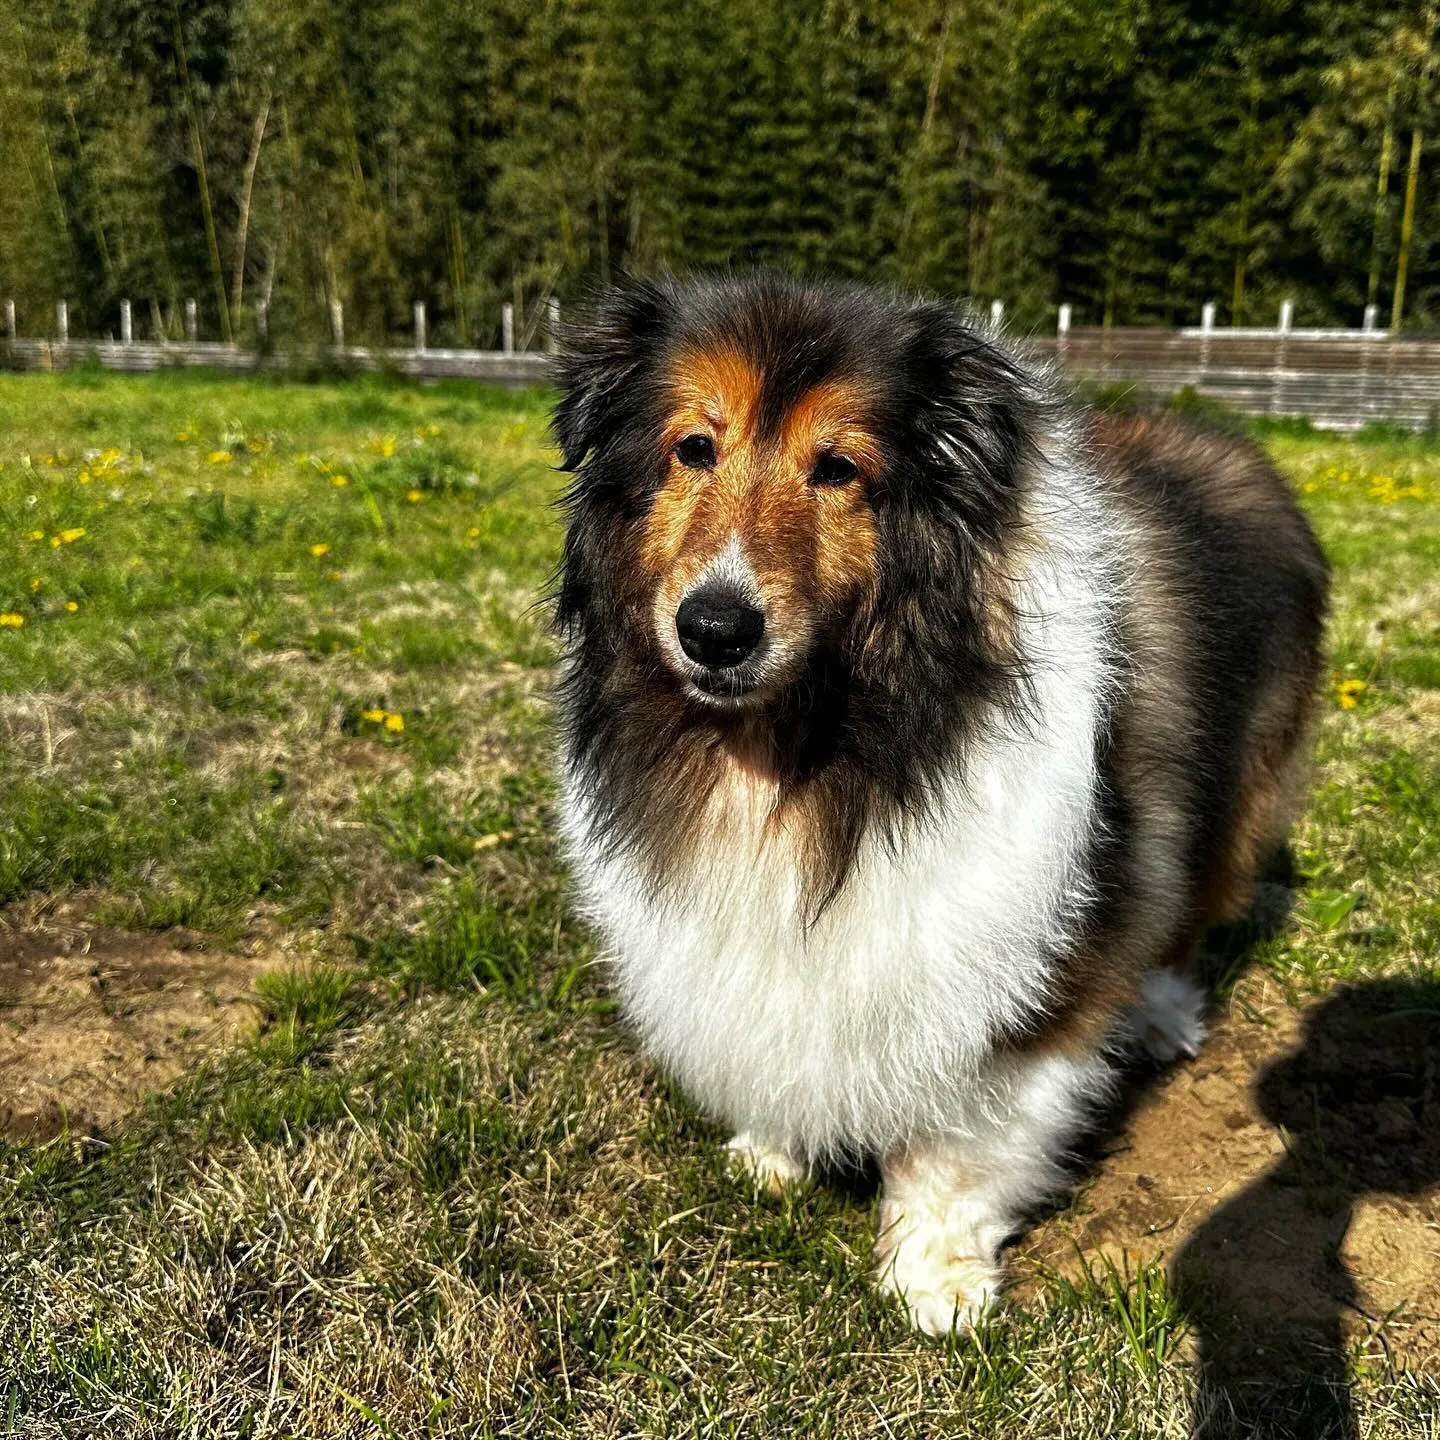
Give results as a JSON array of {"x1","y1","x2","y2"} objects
[{"x1": 551, "y1": 271, "x2": 1328, "y2": 1330}]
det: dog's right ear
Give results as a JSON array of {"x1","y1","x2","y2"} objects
[{"x1": 552, "y1": 282, "x2": 671, "y2": 471}]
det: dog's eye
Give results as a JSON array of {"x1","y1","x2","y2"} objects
[
  {"x1": 675, "y1": 434, "x2": 717, "y2": 469},
  {"x1": 810, "y1": 453, "x2": 858, "y2": 487}
]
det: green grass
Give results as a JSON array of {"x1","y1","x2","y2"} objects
[{"x1": 0, "y1": 371, "x2": 1436, "y2": 1437}]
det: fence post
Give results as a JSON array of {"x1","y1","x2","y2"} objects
[
  {"x1": 989, "y1": 299, "x2": 1004, "y2": 332},
  {"x1": 413, "y1": 300, "x2": 427, "y2": 353},
  {"x1": 185, "y1": 298, "x2": 198, "y2": 343},
  {"x1": 1271, "y1": 300, "x2": 1293, "y2": 417},
  {"x1": 4, "y1": 300, "x2": 14, "y2": 341},
  {"x1": 1359, "y1": 304, "x2": 1377, "y2": 418},
  {"x1": 255, "y1": 299, "x2": 268, "y2": 343},
  {"x1": 57, "y1": 300, "x2": 68, "y2": 343},
  {"x1": 1199, "y1": 301, "x2": 1216, "y2": 376},
  {"x1": 120, "y1": 299, "x2": 132, "y2": 345},
  {"x1": 501, "y1": 302, "x2": 515, "y2": 355},
  {"x1": 1057, "y1": 303, "x2": 1071, "y2": 337},
  {"x1": 547, "y1": 297, "x2": 560, "y2": 354},
  {"x1": 329, "y1": 299, "x2": 344, "y2": 348}
]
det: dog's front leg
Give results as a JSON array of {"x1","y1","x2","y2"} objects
[
  {"x1": 725, "y1": 1131, "x2": 808, "y2": 1194},
  {"x1": 874, "y1": 1048, "x2": 1112, "y2": 1334},
  {"x1": 873, "y1": 1138, "x2": 1012, "y2": 1335}
]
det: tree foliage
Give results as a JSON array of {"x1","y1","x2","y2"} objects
[{"x1": 1, "y1": 0, "x2": 1438, "y2": 340}]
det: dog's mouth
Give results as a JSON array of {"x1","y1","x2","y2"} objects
[{"x1": 681, "y1": 660, "x2": 770, "y2": 708}]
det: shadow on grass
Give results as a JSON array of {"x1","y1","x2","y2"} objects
[{"x1": 1174, "y1": 976, "x2": 1439, "y2": 1439}]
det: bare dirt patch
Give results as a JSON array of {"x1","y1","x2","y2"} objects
[
  {"x1": 1021, "y1": 975, "x2": 1440, "y2": 1382},
  {"x1": 0, "y1": 921, "x2": 273, "y2": 1141}
]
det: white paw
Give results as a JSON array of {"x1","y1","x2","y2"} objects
[
  {"x1": 1130, "y1": 968, "x2": 1207, "y2": 1062},
  {"x1": 725, "y1": 1132, "x2": 807, "y2": 1193},
  {"x1": 874, "y1": 1218, "x2": 1003, "y2": 1336}
]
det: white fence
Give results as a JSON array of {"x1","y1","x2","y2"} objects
[{"x1": 6, "y1": 295, "x2": 1440, "y2": 429}]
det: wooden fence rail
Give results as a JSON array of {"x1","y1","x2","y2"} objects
[
  {"x1": 1033, "y1": 329, "x2": 1440, "y2": 431},
  {"x1": 7, "y1": 296, "x2": 1440, "y2": 429},
  {"x1": 0, "y1": 337, "x2": 550, "y2": 387}
]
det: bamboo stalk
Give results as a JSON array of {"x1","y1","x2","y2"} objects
[
  {"x1": 232, "y1": 94, "x2": 271, "y2": 324},
  {"x1": 898, "y1": 3, "x2": 955, "y2": 255},
  {"x1": 172, "y1": 4, "x2": 232, "y2": 343},
  {"x1": 448, "y1": 209, "x2": 468, "y2": 346},
  {"x1": 1231, "y1": 87, "x2": 1259, "y2": 327},
  {"x1": 1391, "y1": 128, "x2": 1423, "y2": 331},
  {"x1": 1368, "y1": 83, "x2": 1397, "y2": 310}
]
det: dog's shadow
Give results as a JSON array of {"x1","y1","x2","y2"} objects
[{"x1": 1171, "y1": 974, "x2": 1440, "y2": 1438}]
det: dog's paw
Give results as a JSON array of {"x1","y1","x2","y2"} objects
[
  {"x1": 874, "y1": 1225, "x2": 1003, "y2": 1336},
  {"x1": 726, "y1": 1132, "x2": 807, "y2": 1194},
  {"x1": 1131, "y1": 968, "x2": 1206, "y2": 1063}
]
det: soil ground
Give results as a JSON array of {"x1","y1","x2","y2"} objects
[{"x1": 0, "y1": 917, "x2": 270, "y2": 1141}]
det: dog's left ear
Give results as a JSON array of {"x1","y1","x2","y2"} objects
[
  {"x1": 553, "y1": 281, "x2": 671, "y2": 471},
  {"x1": 898, "y1": 301, "x2": 1041, "y2": 528}
]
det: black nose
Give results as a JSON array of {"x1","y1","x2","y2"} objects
[{"x1": 675, "y1": 586, "x2": 765, "y2": 668}]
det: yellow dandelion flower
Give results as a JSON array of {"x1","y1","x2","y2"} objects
[
  {"x1": 0, "y1": 613, "x2": 24, "y2": 628},
  {"x1": 29, "y1": 577, "x2": 41, "y2": 592},
  {"x1": 361, "y1": 708, "x2": 388, "y2": 724},
  {"x1": 467, "y1": 526, "x2": 480, "y2": 539},
  {"x1": 78, "y1": 469, "x2": 91, "y2": 485},
  {"x1": 1336, "y1": 678, "x2": 1368, "y2": 710},
  {"x1": 406, "y1": 489, "x2": 424, "y2": 503},
  {"x1": 207, "y1": 450, "x2": 233, "y2": 465},
  {"x1": 384, "y1": 712, "x2": 405, "y2": 733},
  {"x1": 309, "y1": 542, "x2": 331, "y2": 558},
  {"x1": 243, "y1": 630, "x2": 261, "y2": 645},
  {"x1": 65, "y1": 601, "x2": 78, "y2": 613},
  {"x1": 49, "y1": 536, "x2": 60, "y2": 548},
  {"x1": 27, "y1": 530, "x2": 44, "y2": 542},
  {"x1": 331, "y1": 474, "x2": 349, "y2": 488},
  {"x1": 366, "y1": 434, "x2": 398, "y2": 458},
  {"x1": 59, "y1": 527, "x2": 86, "y2": 544}
]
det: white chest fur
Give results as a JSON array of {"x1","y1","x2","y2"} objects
[{"x1": 559, "y1": 460, "x2": 1122, "y2": 1161}]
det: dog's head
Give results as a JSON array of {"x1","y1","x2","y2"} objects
[{"x1": 554, "y1": 272, "x2": 1039, "y2": 713}]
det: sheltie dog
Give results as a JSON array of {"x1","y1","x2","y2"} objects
[{"x1": 551, "y1": 272, "x2": 1328, "y2": 1334}]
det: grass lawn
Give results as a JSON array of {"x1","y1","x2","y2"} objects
[{"x1": 0, "y1": 369, "x2": 1436, "y2": 1437}]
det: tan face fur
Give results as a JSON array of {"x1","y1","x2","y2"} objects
[{"x1": 643, "y1": 347, "x2": 883, "y2": 701}]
